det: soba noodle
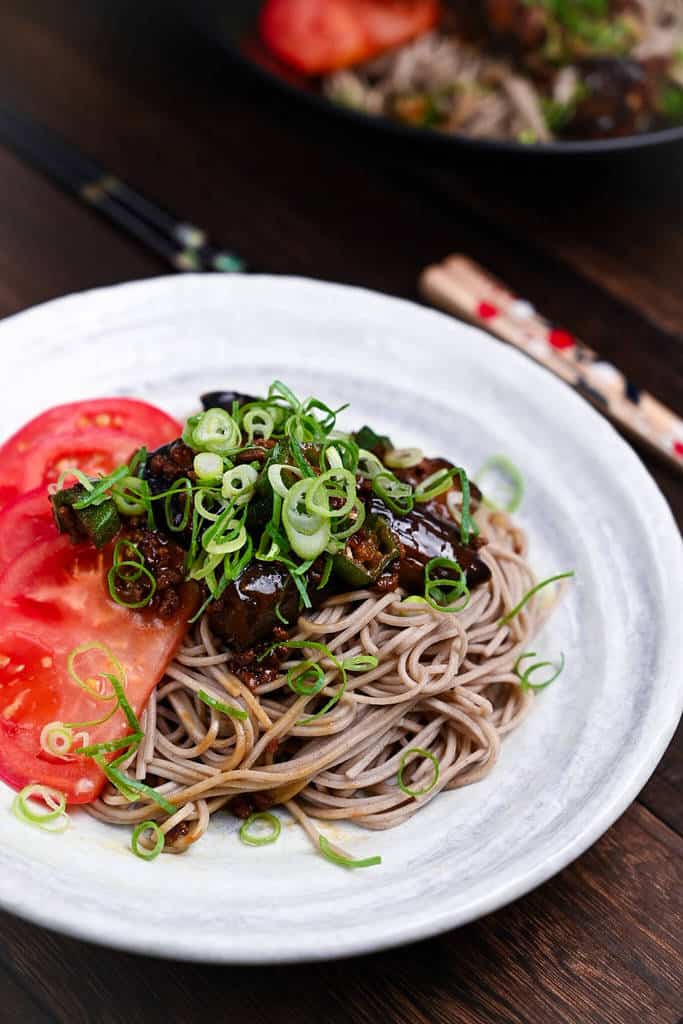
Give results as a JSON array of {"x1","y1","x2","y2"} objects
[
  {"x1": 87, "y1": 507, "x2": 562, "y2": 856},
  {"x1": 323, "y1": 0, "x2": 683, "y2": 142}
]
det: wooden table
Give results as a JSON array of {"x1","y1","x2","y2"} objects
[{"x1": 0, "y1": 3, "x2": 681, "y2": 1022}]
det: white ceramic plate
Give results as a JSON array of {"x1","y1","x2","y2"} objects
[{"x1": 1, "y1": 276, "x2": 681, "y2": 963}]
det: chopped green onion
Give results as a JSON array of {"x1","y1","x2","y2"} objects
[
  {"x1": 95, "y1": 757, "x2": 176, "y2": 814},
  {"x1": 476, "y1": 456, "x2": 524, "y2": 515},
  {"x1": 267, "y1": 463, "x2": 303, "y2": 498},
  {"x1": 67, "y1": 643, "x2": 124, "y2": 702},
  {"x1": 108, "y1": 561, "x2": 157, "y2": 609},
  {"x1": 128, "y1": 446, "x2": 148, "y2": 477},
  {"x1": 414, "y1": 468, "x2": 457, "y2": 503},
  {"x1": 384, "y1": 447, "x2": 423, "y2": 469},
  {"x1": 242, "y1": 407, "x2": 275, "y2": 442},
  {"x1": 194, "y1": 452, "x2": 224, "y2": 482},
  {"x1": 131, "y1": 820, "x2": 165, "y2": 861},
  {"x1": 372, "y1": 471, "x2": 414, "y2": 515},
  {"x1": 72, "y1": 466, "x2": 130, "y2": 509},
  {"x1": 39, "y1": 722, "x2": 75, "y2": 759},
  {"x1": 452, "y1": 467, "x2": 478, "y2": 544},
  {"x1": 357, "y1": 448, "x2": 385, "y2": 479},
  {"x1": 268, "y1": 379, "x2": 301, "y2": 412},
  {"x1": 320, "y1": 438, "x2": 359, "y2": 474},
  {"x1": 74, "y1": 733, "x2": 143, "y2": 758},
  {"x1": 106, "y1": 673, "x2": 141, "y2": 733},
  {"x1": 194, "y1": 488, "x2": 226, "y2": 523},
  {"x1": 287, "y1": 661, "x2": 326, "y2": 696},
  {"x1": 342, "y1": 655, "x2": 379, "y2": 672},
  {"x1": 318, "y1": 836, "x2": 381, "y2": 869},
  {"x1": 262, "y1": 639, "x2": 347, "y2": 723},
  {"x1": 112, "y1": 475, "x2": 152, "y2": 518},
  {"x1": 185, "y1": 408, "x2": 241, "y2": 454},
  {"x1": 239, "y1": 812, "x2": 281, "y2": 847},
  {"x1": 289, "y1": 435, "x2": 316, "y2": 478},
  {"x1": 424, "y1": 557, "x2": 470, "y2": 614},
  {"x1": 328, "y1": 497, "x2": 366, "y2": 543},
  {"x1": 514, "y1": 651, "x2": 566, "y2": 692},
  {"x1": 112, "y1": 538, "x2": 145, "y2": 581},
  {"x1": 306, "y1": 467, "x2": 356, "y2": 520},
  {"x1": 56, "y1": 467, "x2": 94, "y2": 492},
  {"x1": 283, "y1": 478, "x2": 330, "y2": 560},
  {"x1": 397, "y1": 747, "x2": 440, "y2": 798},
  {"x1": 499, "y1": 572, "x2": 574, "y2": 626},
  {"x1": 12, "y1": 785, "x2": 69, "y2": 834},
  {"x1": 164, "y1": 477, "x2": 192, "y2": 533},
  {"x1": 197, "y1": 689, "x2": 248, "y2": 721},
  {"x1": 203, "y1": 512, "x2": 247, "y2": 557},
  {"x1": 222, "y1": 464, "x2": 258, "y2": 503},
  {"x1": 317, "y1": 552, "x2": 334, "y2": 590}
]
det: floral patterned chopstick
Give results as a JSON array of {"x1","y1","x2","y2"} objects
[{"x1": 419, "y1": 254, "x2": 683, "y2": 475}]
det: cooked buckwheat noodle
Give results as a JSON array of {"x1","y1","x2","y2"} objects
[
  {"x1": 86, "y1": 508, "x2": 563, "y2": 855},
  {"x1": 323, "y1": 0, "x2": 683, "y2": 142}
]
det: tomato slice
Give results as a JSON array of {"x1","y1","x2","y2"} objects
[
  {"x1": 0, "y1": 537, "x2": 194, "y2": 803},
  {"x1": 0, "y1": 398, "x2": 181, "y2": 462},
  {"x1": 0, "y1": 397, "x2": 182, "y2": 511},
  {"x1": 260, "y1": 0, "x2": 440, "y2": 74},
  {"x1": 0, "y1": 488, "x2": 56, "y2": 573},
  {"x1": 0, "y1": 429, "x2": 144, "y2": 512}
]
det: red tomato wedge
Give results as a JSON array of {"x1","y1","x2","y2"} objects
[
  {"x1": 0, "y1": 430, "x2": 144, "y2": 512},
  {"x1": 0, "y1": 488, "x2": 56, "y2": 574},
  {"x1": 0, "y1": 537, "x2": 195, "y2": 802},
  {"x1": 0, "y1": 397, "x2": 182, "y2": 512},
  {"x1": 0, "y1": 398, "x2": 181, "y2": 461},
  {"x1": 260, "y1": 0, "x2": 440, "y2": 74}
]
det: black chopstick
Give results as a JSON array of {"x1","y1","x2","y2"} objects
[{"x1": 0, "y1": 104, "x2": 245, "y2": 274}]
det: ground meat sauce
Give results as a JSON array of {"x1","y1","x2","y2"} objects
[
  {"x1": 116, "y1": 524, "x2": 188, "y2": 619},
  {"x1": 147, "y1": 439, "x2": 195, "y2": 484},
  {"x1": 225, "y1": 634, "x2": 290, "y2": 690}
]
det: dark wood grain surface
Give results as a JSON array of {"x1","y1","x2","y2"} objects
[{"x1": 0, "y1": 2, "x2": 681, "y2": 1022}]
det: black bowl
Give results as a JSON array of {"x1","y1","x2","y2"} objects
[{"x1": 185, "y1": 0, "x2": 683, "y2": 157}]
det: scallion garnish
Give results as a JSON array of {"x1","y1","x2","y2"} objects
[
  {"x1": 11, "y1": 785, "x2": 69, "y2": 834},
  {"x1": 72, "y1": 465, "x2": 130, "y2": 509},
  {"x1": 73, "y1": 733, "x2": 143, "y2": 758},
  {"x1": 184, "y1": 407, "x2": 241, "y2": 454},
  {"x1": 423, "y1": 557, "x2": 470, "y2": 614},
  {"x1": 239, "y1": 812, "x2": 281, "y2": 847},
  {"x1": 194, "y1": 452, "x2": 224, "y2": 482},
  {"x1": 164, "y1": 476, "x2": 192, "y2": 533},
  {"x1": 514, "y1": 651, "x2": 566, "y2": 692},
  {"x1": 384, "y1": 447, "x2": 423, "y2": 469},
  {"x1": 499, "y1": 572, "x2": 575, "y2": 626},
  {"x1": 397, "y1": 747, "x2": 440, "y2": 798},
  {"x1": 112, "y1": 475, "x2": 153, "y2": 519},
  {"x1": 342, "y1": 655, "x2": 379, "y2": 673},
  {"x1": 197, "y1": 689, "x2": 248, "y2": 721},
  {"x1": 476, "y1": 456, "x2": 524, "y2": 515},
  {"x1": 318, "y1": 836, "x2": 381, "y2": 869},
  {"x1": 66, "y1": 643, "x2": 124, "y2": 702},
  {"x1": 131, "y1": 821, "x2": 165, "y2": 861},
  {"x1": 95, "y1": 756, "x2": 176, "y2": 814},
  {"x1": 108, "y1": 560, "x2": 157, "y2": 610},
  {"x1": 372, "y1": 471, "x2": 414, "y2": 515}
]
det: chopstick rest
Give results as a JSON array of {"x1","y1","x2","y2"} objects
[{"x1": 420, "y1": 254, "x2": 683, "y2": 474}]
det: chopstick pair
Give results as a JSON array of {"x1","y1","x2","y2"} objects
[
  {"x1": 420, "y1": 255, "x2": 683, "y2": 475},
  {"x1": 0, "y1": 105, "x2": 245, "y2": 274}
]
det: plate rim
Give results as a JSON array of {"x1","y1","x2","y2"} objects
[{"x1": 1, "y1": 273, "x2": 681, "y2": 962}]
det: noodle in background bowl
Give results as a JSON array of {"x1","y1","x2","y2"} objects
[{"x1": 1, "y1": 275, "x2": 681, "y2": 962}]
